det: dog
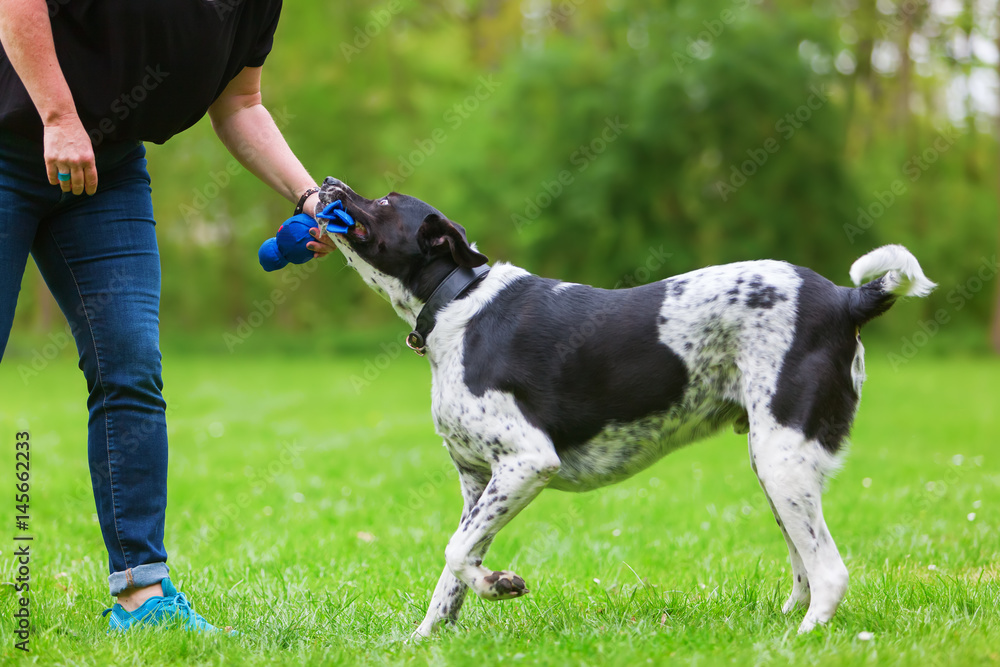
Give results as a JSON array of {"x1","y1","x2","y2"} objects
[{"x1": 316, "y1": 176, "x2": 935, "y2": 636}]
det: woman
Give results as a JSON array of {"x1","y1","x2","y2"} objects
[{"x1": 0, "y1": 0, "x2": 336, "y2": 632}]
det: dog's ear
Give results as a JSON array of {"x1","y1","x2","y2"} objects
[{"x1": 417, "y1": 214, "x2": 489, "y2": 268}]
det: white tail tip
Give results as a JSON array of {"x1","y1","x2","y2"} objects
[{"x1": 849, "y1": 244, "x2": 936, "y2": 297}]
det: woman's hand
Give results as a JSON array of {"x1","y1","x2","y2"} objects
[
  {"x1": 0, "y1": 0, "x2": 96, "y2": 195},
  {"x1": 44, "y1": 112, "x2": 98, "y2": 195},
  {"x1": 302, "y1": 191, "x2": 339, "y2": 258}
]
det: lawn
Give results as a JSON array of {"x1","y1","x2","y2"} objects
[{"x1": 1, "y1": 343, "x2": 998, "y2": 665}]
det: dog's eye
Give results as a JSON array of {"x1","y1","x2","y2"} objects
[{"x1": 377, "y1": 198, "x2": 390, "y2": 206}]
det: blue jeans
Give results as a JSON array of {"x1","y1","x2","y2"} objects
[{"x1": 0, "y1": 130, "x2": 169, "y2": 595}]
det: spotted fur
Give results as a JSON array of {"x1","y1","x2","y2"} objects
[{"x1": 316, "y1": 178, "x2": 932, "y2": 637}]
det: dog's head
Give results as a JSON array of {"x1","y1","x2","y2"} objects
[{"x1": 319, "y1": 177, "x2": 488, "y2": 323}]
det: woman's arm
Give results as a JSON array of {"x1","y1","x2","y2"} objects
[
  {"x1": 208, "y1": 66, "x2": 335, "y2": 256},
  {"x1": 0, "y1": 0, "x2": 97, "y2": 194}
]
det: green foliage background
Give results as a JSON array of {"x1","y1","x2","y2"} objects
[
  {"x1": 8, "y1": 0, "x2": 999, "y2": 351},
  {"x1": 1, "y1": 5, "x2": 998, "y2": 661}
]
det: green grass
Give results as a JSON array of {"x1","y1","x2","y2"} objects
[{"x1": 1, "y1": 345, "x2": 998, "y2": 665}]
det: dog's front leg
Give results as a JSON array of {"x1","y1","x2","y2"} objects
[
  {"x1": 444, "y1": 446, "x2": 561, "y2": 603},
  {"x1": 413, "y1": 464, "x2": 490, "y2": 639}
]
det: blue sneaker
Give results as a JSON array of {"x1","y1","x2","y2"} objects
[{"x1": 102, "y1": 578, "x2": 235, "y2": 634}]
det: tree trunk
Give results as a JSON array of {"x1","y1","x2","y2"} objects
[
  {"x1": 991, "y1": 20, "x2": 1000, "y2": 354},
  {"x1": 895, "y1": 4, "x2": 913, "y2": 131}
]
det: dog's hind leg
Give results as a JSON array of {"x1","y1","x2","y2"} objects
[
  {"x1": 443, "y1": 439, "x2": 561, "y2": 603},
  {"x1": 748, "y1": 439, "x2": 811, "y2": 614},
  {"x1": 413, "y1": 462, "x2": 490, "y2": 639},
  {"x1": 748, "y1": 421, "x2": 848, "y2": 633}
]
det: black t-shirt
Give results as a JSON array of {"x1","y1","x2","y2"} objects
[{"x1": 0, "y1": 0, "x2": 282, "y2": 146}]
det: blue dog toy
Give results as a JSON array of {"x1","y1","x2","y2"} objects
[
  {"x1": 258, "y1": 201, "x2": 355, "y2": 272},
  {"x1": 316, "y1": 200, "x2": 355, "y2": 234}
]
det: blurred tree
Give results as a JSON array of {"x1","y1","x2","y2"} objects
[
  {"x1": 992, "y1": 15, "x2": 1000, "y2": 354},
  {"x1": 4, "y1": 0, "x2": 997, "y2": 355},
  {"x1": 429, "y1": 0, "x2": 859, "y2": 287}
]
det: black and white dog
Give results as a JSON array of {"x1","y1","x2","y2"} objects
[{"x1": 317, "y1": 177, "x2": 934, "y2": 636}]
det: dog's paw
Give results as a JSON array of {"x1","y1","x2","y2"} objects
[
  {"x1": 409, "y1": 626, "x2": 433, "y2": 643},
  {"x1": 477, "y1": 570, "x2": 529, "y2": 601},
  {"x1": 797, "y1": 614, "x2": 821, "y2": 634}
]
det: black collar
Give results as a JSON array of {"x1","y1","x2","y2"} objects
[{"x1": 406, "y1": 264, "x2": 491, "y2": 356}]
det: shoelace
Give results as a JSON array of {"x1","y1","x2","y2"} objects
[
  {"x1": 102, "y1": 591, "x2": 210, "y2": 628},
  {"x1": 156, "y1": 591, "x2": 198, "y2": 623}
]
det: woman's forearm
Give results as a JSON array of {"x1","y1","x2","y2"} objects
[
  {"x1": 209, "y1": 66, "x2": 329, "y2": 254},
  {"x1": 210, "y1": 103, "x2": 317, "y2": 208},
  {"x1": 0, "y1": 0, "x2": 78, "y2": 124}
]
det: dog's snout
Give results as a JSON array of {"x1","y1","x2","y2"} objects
[
  {"x1": 322, "y1": 176, "x2": 349, "y2": 197},
  {"x1": 320, "y1": 177, "x2": 357, "y2": 208},
  {"x1": 321, "y1": 176, "x2": 362, "y2": 205}
]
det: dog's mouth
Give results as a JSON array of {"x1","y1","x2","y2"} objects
[
  {"x1": 346, "y1": 219, "x2": 369, "y2": 241},
  {"x1": 320, "y1": 194, "x2": 370, "y2": 242},
  {"x1": 337, "y1": 199, "x2": 370, "y2": 242},
  {"x1": 320, "y1": 179, "x2": 379, "y2": 244}
]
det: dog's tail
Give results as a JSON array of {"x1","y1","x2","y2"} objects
[{"x1": 847, "y1": 244, "x2": 936, "y2": 325}]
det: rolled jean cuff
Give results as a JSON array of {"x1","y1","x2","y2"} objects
[{"x1": 108, "y1": 562, "x2": 170, "y2": 596}]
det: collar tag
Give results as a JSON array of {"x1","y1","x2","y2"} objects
[{"x1": 406, "y1": 331, "x2": 426, "y2": 356}]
